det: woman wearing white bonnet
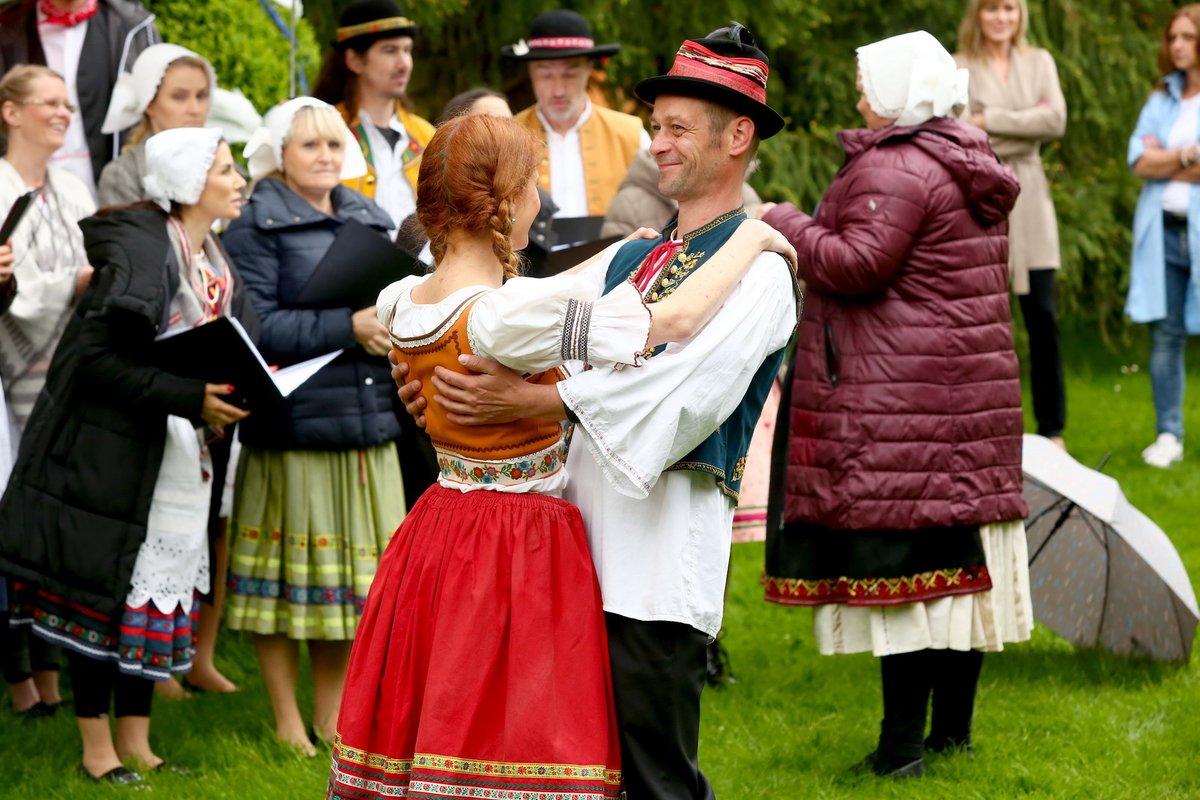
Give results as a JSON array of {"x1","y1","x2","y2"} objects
[
  {"x1": 221, "y1": 96, "x2": 397, "y2": 755},
  {"x1": 97, "y1": 43, "x2": 260, "y2": 208},
  {"x1": 761, "y1": 31, "x2": 1030, "y2": 778},
  {"x1": 0, "y1": 126, "x2": 255, "y2": 783}
]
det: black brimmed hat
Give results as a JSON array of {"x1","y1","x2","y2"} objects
[
  {"x1": 635, "y1": 23, "x2": 785, "y2": 139},
  {"x1": 334, "y1": 0, "x2": 418, "y2": 50},
  {"x1": 501, "y1": 10, "x2": 620, "y2": 61}
]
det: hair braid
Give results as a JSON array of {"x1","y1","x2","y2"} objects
[
  {"x1": 489, "y1": 197, "x2": 521, "y2": 281},
  {"x1": 416, "y1": 114, "x2": 543, "y2": 276}
]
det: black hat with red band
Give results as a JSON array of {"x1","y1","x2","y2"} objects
[
  {"x1": 635, "y1": 23, "x2": 785, "y2": 140},
  {"x1": 501, "y1": 9, "x2": 620, "y2": 61}
]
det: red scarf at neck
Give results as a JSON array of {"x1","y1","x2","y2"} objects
[{"x1": 39, "y1": 0, "x2": 98, "y2": 27}]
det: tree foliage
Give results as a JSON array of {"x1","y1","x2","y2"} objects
[
  {"x1": 172, "y1": 0, "x2": 1173, "y2": 336},
  {"x1": 144, "y1": 0, "x2": 320, "y2": 116}
]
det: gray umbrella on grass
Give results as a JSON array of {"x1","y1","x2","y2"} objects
[{"x1": 1022, "y1": 434, "x2": 1198, "y2": 662}]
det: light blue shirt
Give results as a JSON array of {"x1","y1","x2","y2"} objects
[{"x1": 1127, "y1": 71, "x2": 1200, "y2": 332}]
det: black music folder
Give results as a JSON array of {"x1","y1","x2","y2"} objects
[
  {"x1": 296, "y1": 220, "x2": 424, "y2": 309},
  {"x1": 153, "y1": 317, "x2": 341, "y2": 409}
]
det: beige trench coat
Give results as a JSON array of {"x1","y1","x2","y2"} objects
[{"x1": 955, "y1": 47, "x2": 1066, "y2": 295}]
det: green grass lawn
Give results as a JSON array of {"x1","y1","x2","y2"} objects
[{"x1": 5, "y1": 327, "x2": 1199, "y2": 799}]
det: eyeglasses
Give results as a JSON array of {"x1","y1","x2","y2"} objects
[{"x1": 14, "y1": 98, "x2": 77, "y2": 113}]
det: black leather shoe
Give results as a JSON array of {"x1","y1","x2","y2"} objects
[
  {"x1": 78, "y1": 764, "x2": 144, "y2": 784},
  {"x1": 851, "y1": 750, "x2": 926, "y2": 778}
]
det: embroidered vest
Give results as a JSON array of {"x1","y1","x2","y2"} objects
[
  {"x1": 602, "y1": 209, "x2": 794, "y2": 502},
  {"x1": 388, "y1": 294, "x2": 568, "y2": 489},
  {"x1": 515, "y1": 104, "x2": 643, "y2": 217},
  {"x1": 337, "y1": 103, "x2": 436, "y2": 203}
]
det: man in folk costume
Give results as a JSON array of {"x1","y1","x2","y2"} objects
[
  {"x1": 502, "y1": 9, "x2": 649, "y2": 219},
  {"x1": 313, "y1": 0, "x2": 434, "y2": 232},
  {"x1": 0, "y1": 0, "x2": 160, "y2": 197},
  {"x1": 408, "y1": 24, "x2": 799, "y2": 798}
]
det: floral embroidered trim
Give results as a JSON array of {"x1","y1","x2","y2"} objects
[
  {"x1": 330, "y1": 746, "x2": 621, "y2": 781},
  {"x1": 227, "y1": 577, "x2": 366, "y2": 610},
  {"x1": 437, "y1": 441, "x2": 567, "y2": 486},
  {"x1": 762, "y1": 565, "x2": 994, "y2": 607}
]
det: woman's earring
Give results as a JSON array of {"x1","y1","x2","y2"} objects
[{"x1": 509, "y1": 215, "x2": 517, "y2": 223}]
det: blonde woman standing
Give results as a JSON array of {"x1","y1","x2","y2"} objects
[
  {"x1": 0, "y1": 64, "x2": 94, "y2": 720},
  {"x1": 955, "y1": 0, "x2": 1068, "y2": 447}
]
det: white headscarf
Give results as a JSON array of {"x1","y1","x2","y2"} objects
[
  {"x1": 101, "y1": 43, "x2": 218, "y2": 134},
  {"x1": 241, "y1": 97, "x2": 367, "y2": 181},
  {"x1": 143, "y1": 128, "x2": 224, "y2": 211},
  {"x1": 856, "y1": 30, "x2": 969, "y2": 127}
]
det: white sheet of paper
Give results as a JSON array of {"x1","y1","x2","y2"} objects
[{"x1": 271, "y1": 350, "x2": 344, "y2": 397}]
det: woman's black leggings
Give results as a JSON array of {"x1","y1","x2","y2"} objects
[
  {"x1": 1, "y1": 621, "x2": 61, "y2": 684},
  {"x1": 66, "y1": 651, "x2": 154, "y2": 718}
]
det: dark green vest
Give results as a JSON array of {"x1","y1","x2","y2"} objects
[{"x1": 602, "y1": 208, "x2": 797, "y2": 502}]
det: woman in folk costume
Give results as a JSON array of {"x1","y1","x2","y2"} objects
[
  {"x1": 98, "y1": 42, "x2": 255, "y2": 698},
  {"x1": 761, "y1": 32, "x2": 1032, "y2": 777},
  {"x1": 0, "y1": 127, "x2": 252, "y2": 784},
  {"x1": 98, "y1": 43, "x2": 262, "y2": 208},
  {"x1": 955, "y1": 0, "x2": 1069, "y2": 448},
  {"x1": 0, "y1": 63, "x2": 95, "y2": 721},
  {"x1": 222, "y1": 96, "x2": 402, "y2": 755},
  {"x1": 328, "y1": 112, "x2": 794, "y2": 800}
]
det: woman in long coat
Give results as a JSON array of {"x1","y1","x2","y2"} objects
[
  {"x1": 0, "y1": 128, "x2": 253, "y2": 783},
  {"x1": 762, "y1": 31, "x2": 1032, "y2": 778}
]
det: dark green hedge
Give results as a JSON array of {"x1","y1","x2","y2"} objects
[{"x1": 164, "y1": 0, "x2": 1175, "y2": 337}]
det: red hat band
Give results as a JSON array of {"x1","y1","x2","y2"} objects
[
  {"x1": 668, "y1": 41, "x2": 768, "y2": 104},
  {"x1": 526, "y1": 36, "x2": 595, "y2": 50}
]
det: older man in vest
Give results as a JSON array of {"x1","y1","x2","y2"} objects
[
  {"x1": 397, "y1": 25, "x2": 798, "y2": 798},
  {"x1": 314, "y1": 0, "x2": 435, "y2": 232},
  {"x1": 503, "y1": 9, "x2": 648, "y2": 220}
]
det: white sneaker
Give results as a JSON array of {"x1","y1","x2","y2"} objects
[{"x1": 1142, "y1": 433, "x2": 1184, "y2": 468}]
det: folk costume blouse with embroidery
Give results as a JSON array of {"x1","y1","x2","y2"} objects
[{"x1": 377, "y1": 273, "x2": 650, "y2": 495}]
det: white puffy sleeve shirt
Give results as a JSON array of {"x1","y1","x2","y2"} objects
[{"x1": 558, "y1": 246, "x2": 797, "y2": 637}]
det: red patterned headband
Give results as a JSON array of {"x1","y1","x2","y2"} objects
[
  {"x1": 669, "y1": 41, "x2": 769, "y2": 103},
  {"x1": 527, "y1": 36, "x2": 595, "y2": 49}
]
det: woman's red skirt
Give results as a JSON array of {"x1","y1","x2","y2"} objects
[{"x1": 328, "y1": 485, "x2": 622, "y2": 799}]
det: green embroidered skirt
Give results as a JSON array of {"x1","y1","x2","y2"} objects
[{"x1": 225, "y1": 444, "x2": 405, "y2": 640}]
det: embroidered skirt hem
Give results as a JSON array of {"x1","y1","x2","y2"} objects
[
  {"x1": 20, "y1": 588, "x2": 198, "y2": 680},
  {"x1": 796, "y1": 520, "x2": 1033, "y2": 656},
  {"x1": 328, "y1": 485, "x2": 622, "y2": 800}
]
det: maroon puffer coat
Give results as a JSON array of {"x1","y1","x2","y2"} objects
[{"x1": 763, "y1": 117, "x2": 1028, "y2": 531}]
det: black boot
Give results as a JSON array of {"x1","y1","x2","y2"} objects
[
  {"x1": 856, "y1": 651, "x2": 931, "y2": 778},
  {"x1": 925, "y1": 649, "x2": 983, "y2": 754}
]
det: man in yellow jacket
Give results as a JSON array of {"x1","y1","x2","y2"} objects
[
  {"x1": 503, "y1": 9, "x2": 648, "y2": 220},
  {"x1": 314, "y1": 0, "x2": 435, "y2": 232}
]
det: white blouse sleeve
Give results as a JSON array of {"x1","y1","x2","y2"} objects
[
  {"x1": 467, "y1": 274, "x2": 650, "y2": 375},
  {"x1": 558, "y1": 253, "x2": 797, "y2": 499}
]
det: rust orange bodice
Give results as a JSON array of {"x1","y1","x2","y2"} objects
[{"x1": 390, "y1": 295, "x2": 567, "y2": 488}]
